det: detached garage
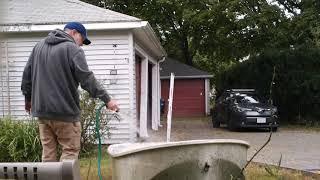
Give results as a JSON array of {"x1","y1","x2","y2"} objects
[{"x1": 160, "y1": 59, "x2": 213, "y2": 117}]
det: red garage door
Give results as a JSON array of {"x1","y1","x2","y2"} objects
[{"x1": 161, "y1": 79, "x2": 205, "y2": 117}]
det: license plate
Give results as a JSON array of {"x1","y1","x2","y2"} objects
[{"x1": 257, "y1": 117, "x2": 266, "y2": 123}]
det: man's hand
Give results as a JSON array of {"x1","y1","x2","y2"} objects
[
  {"x1": 107, "y1": 100, "x2": 119, "y2": 112},
  {"x1": 25, "y1": 100, "x2": 31, "y2": 114}
]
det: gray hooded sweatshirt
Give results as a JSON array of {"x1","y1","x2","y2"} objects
[{"x1": 21, "y1": 29, "x2": 110, "y2": 121}]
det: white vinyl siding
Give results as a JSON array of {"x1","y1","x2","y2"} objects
[
  {"x1": 1, "y1": 37, "x2": 40, "y2": 118},
  {"x1": 82, "y1": 32, "x2": 132, "y2": 143},
  {"x1": 0, "y1": 41, "x2": 9, "y2": 117},
  {"x1": 0, "y1": 31, "x2": 134, "y2": 143}
]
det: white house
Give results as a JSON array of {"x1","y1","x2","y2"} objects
[{"x1": 0, "y1": 0, "x2": 166, "y2": 143}]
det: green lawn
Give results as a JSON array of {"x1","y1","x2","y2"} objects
[
  {"x1": 281, "y1": 124, "x2": 320, "y2": 132},
  {"x1": 80, "y1": 155, "x2": 112, "y2": 180},
  {"x1": 79, "y1": 155, "x2": 319, "y2": 180},
  {"x1": 245, "y1": 163, "x2": 319, "y2": 180}
]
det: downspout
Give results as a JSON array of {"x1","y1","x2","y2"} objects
[{"x1": 159, "y1": 56, "x2": 166, "y2": 63}]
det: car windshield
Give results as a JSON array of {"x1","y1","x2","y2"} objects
[{"x1": 234, "y1": 94, "x2": 259, "y2": 104}]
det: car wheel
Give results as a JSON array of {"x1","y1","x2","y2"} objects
[
  {"x1": 270, "y1": 127, "x2": 278, "y2": 132},
  {"x1": 212, "y1": 112, "x2": 220, "y2": 128}
]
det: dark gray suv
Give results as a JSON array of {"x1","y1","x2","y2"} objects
[{"x1": 212, "y1": 89, "x2": 279, "y2": 131}]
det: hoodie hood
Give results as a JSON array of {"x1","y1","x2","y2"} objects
[{"x1": 45, "y1": 29, "x2": 75, "y2": 45}]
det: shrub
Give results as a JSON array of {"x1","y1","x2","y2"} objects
[
  {"x1": 0, "y1": 91, "x2": 114, "y2": 162},
  {"x1": 79, "y1": 91, "x2": 113, "y2": 157}
]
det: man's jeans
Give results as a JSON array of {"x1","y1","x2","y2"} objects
[{"x1": 38, "y1": 119, "x2": 81, "y2": 162}]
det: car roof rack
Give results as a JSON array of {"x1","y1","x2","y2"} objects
[{"x1": 227, "y1": 89, "x2": 256, "y2": 92}]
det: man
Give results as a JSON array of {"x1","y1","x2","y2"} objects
[{"x1": 21, "y1": 22, "x2": 118, "y2": 162}]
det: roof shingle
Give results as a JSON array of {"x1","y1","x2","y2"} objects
[
  {"x1": 160, "y1": 58, "x2": 213, "y2": 79},
  {"x1": 0, "y1": 0, "x2": 140, "y2": 26}
]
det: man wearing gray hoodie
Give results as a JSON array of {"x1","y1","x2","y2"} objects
[{"x1": 21, "y1": 22, "x2": 118, "y2": 162}]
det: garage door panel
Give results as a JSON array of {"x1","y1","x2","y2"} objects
[{"x1": 161, "y1": 79, "x2": 205, "y2": 117}]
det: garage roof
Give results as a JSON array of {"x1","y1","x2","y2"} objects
[{"x1": 160, "y1": 58, "x2": 213, "y2": 79}]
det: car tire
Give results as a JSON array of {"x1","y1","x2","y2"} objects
[
  {"x1": 270, "y1": 127, "x2": 278, "y2": 132},
  {"x1": 212, "y1": 112, "x2": 220, "y2": 128}
]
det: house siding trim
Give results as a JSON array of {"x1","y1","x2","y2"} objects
[
  {"x1": 0, "y1": 21, "x2": 148, "y2": 32},
  {"x1": 128, "y1": 31, "x2": 136, "y2": 142},
  {"x1": 135, "y1": 44, "x2": 160, "y2": 131},
  {"x1": 1, "y1": 21, "x2": 166, "y2": 60},
  {"x1": 134, "y1": 43, "x2": 161, "y2": 137},
  {"x1": 205, "y1": 78, "x2": 210, "y2": 115},
  {"x1": 139, "y1": 54, "x2": 148, "y2": 138},
  {"x1": 151, "y1": 59, "x2": 159, "y2": 131},
  {"x1": 134, "y1": 44, "x2": 148, "y2": 138},
  {"x1": 157, "y1": 62, "x2": 162, "y2": 127}
]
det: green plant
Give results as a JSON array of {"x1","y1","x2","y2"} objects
[
  {"x1": 79, "y1": 91, "x2": 115, "y2": 157},
  {"x1": 0, "y1": 90, "x2": 115, "y2": 162},
  {"x1": 265, "y1": 154, "x2": 282, "y2": 177},
  {"x1": 0, "y1": 117, "x2": 42, "y2": 162}
]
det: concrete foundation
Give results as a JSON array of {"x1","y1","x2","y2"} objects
[{"x1": 108, "y1": 139, "x2": 250, "y2": 180}]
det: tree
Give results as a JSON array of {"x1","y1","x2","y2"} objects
[
  {"x1": 274, "y1": 0, "x2": 320, "y2": 48},
  {"x1": 83, "y1": 0, "x2": 206, "y2": 65},
  {"x1": 82, "y1": 0, "x2": 291, "y2": 66},
  {"x1": 193, "y1": 0, "x2": 291, "y2": 62},
  {"x1": 215, "y1": 48, "x2": 320, "y2": 122}
]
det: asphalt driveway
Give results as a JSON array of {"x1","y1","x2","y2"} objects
[{"x1": 147, "y1": 118, "x2": 320, "y2": 174}]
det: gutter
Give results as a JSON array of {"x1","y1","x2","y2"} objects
[{"x1": 140, "y1": 23, "x2": 167, "y2": 58}]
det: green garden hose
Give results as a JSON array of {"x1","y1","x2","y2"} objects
[
  {"x1": 95, "y1": 103, "x2": 121, "y2": 180},
  {"x1": 95, "y1": 103, "x2": 105, "y2": 180}
]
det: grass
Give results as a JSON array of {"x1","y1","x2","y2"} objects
[
  {"x1": 281, "y1": 124, "x2": 320, "y2": 132},
  {"x1": 245, "y1": 163, "x2": 320, "y2": 180},
  {"x1": 79, "y1": 152, "x2": 112, "y2": 180},
  {"x1": 79, "y1": 153, "x2": 319, "y2": 180}
]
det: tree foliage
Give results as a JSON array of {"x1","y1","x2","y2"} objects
[
  {"x1": 82, "y1": 0, "x2": 290, "y2": 65},
  {"x1": 81, "y1": 0, "x2": 320, "y2": 63},
  {"x1": 216, "y1": 48, "x2": 320, "y2": 123},
  {"x1": 81, "y1": 0, "x2": 320, "y2": 121}
]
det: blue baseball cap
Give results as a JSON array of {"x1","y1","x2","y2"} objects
[{"x1": 64, "y1": 22, "x2": 91, "y2": 45}]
